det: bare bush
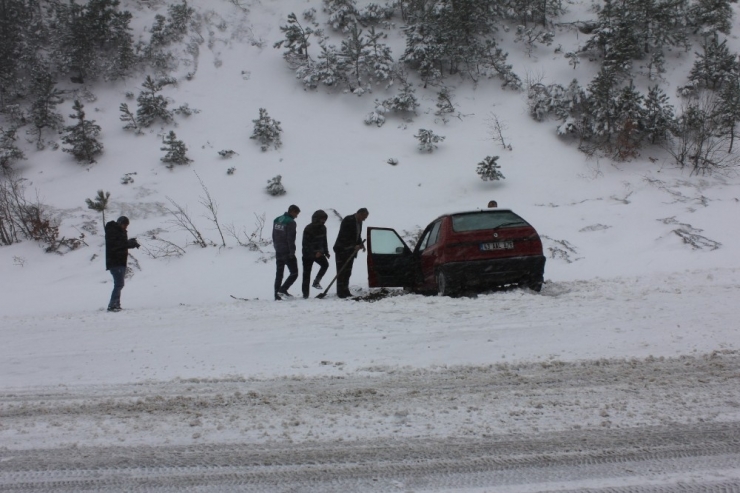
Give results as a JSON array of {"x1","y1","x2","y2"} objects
[
  {"x1": 0, "y1": 171, "x2": 83, "y2": 252},
  {"x1": 195, "y1": 172, "x2": 226, "y2": 247},
  {"x1": 486, "y1": 112, "x2": 512, "y2": 150},
  {"x1": 665, "y1": 91, "x2": 740, "y2": 175},
  {"x1": 165, "y1": 196, "x2": 209, "y2": 248},
  {"x1": 140, "y1": 236, "x2": 186, "y2": 259},
  {"x1": 225, "y1": 213, "x2": 271, "y2": 252}
]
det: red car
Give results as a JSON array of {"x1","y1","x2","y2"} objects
[{"x1": 366, "y1": 204, "x2": 546, "y2": 296}]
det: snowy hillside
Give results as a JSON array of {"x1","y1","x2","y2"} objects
[{"x1": 2, "y1": 0, "x2": 739, "y2": 314}]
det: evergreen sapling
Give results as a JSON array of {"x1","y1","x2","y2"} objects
[
  {"x1": 251, "y1": 108, "x2": 283, "y2": 151},
  {"x1": 136, "y1": 76, "x2": 173, "y2": 128},
  {"x1": 415, "y1": 129, "x2": 445, "y2": 152},
  {"x1": 61, "y1": 100, "x2": 104, "y2": 164},
  {"x1": 266, "y1": 175, "x2": 286, "y2": 196},
  {"x1": 160, "y1": 130, "x2": 191, "y2": 168},
  {"x1": 85, "y1": 190, "x2": 111, "y2": 224},
  {"x1": 119, "y1": 103, "x2": 140, "y2": 133},
  {"x1": 476, "y1": 156, "x2": 505, "y2": 181}
]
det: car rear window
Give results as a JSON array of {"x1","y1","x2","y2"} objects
[{"x1": 451, "y1": 211, "x2": 530, "y2": 232}]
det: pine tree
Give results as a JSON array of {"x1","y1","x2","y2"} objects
[
  {"x1": 250, "y1": 108, "x2": 283, "y2": 151},
  {"x1": 584, "y1": 0, "x2": 640, "y2": 71},
  {"x1": 476, "y1": 156, "x2": 505, "y2": 181},
  {"x1": 106, "y1": 9, "x2": 136, "y2": 81},
  {"x1": 643, "y1": 85, "x2": 675, "y2": 145},
  {"x1": 54, "y1": 1, "x2": 96, "y2": 82},
  {"x1": 435, "y1": 87, "x2": 455, "y2": 116},
  {"x1": 85, "y1": 190, "x2": 110, "y2": 224},
  {"x1": 164, "y1": 0, "x2": 194, "y2": 43},
  {"x1": 136, "y1": 76, "x2": 173, "y2": 128},
  {"x1": 143, "y1": 14, "x2": 176, "y2": 71},
  {"x1": 689, "y1": 0, "x2": 736, "y2": 36},
  {"x1": 160, "y1": 130, "x2": 191, "y2": 167},
  {"x1": 528, "y1": 79, "x2": 587, "y2": 123},
  {"x1": 0, "y1": 0, "x2": 28, "y2": 109},
  {"x1": 688, "y1": 36, "x2": 740, "y2": 90},
  {"x1": 315, "y1": 43, "x2": 348, "y2": 87},
  {"x1": 0, "y1": 126, "x2": 25, "y2": 170},
  {"x1": 323, "y1": 0, "x2": 358, "y2": 32},
  {"x1": 415, "y1": 128, "x2": 445, "y2": 152},
  {"x1": 384, "y1": 81, "x2": 419, "y2": 114},
  {"x1": 613, "y1": 81, "x2": 646, "y2": 159},
  {"x1": 266, "y1": 175, "x2": 286, "y2": 196},
  {"x1": 716, "y1": 74, "x2": 740, "y2": 152},
  {"x1": 274, "y1": 12, "x2": 317, "y2": 62},
  {"x1": 62, "y1": 100, "x2": 104, "y2": 164},
  {"x1": 508, "y1": 0, "x2": 565, "y2": 26},
  {"x1": 357, "y1": 2, "x2": 395, "y2": 25},
  {"x1": 119, "y1": 103, "x2": 140, "y2": 133},
  {"x1": 582, "y1": 0, "x2": 690, "y2": 78},
  {"x1": 340, "y1": 25, "x2": 370, "y2": 91},
  {"x1": 584, "y1": 67, "x2": 620, "y2": 142},
  {"x1": 400, "y1": 18, "x2": 445, "y2": 86},
  {"x1": 486, "y1": 45, "x2": 522, "y2": 90},
  {"x1": 148, "y1": 14, "x2": 168, "y2": 49},
  {"x1": 364, "y1": 26, "x2": 395, "y2": 87},
  {"x1": 28, "y1": 71, "x2": 64, "y2": 148},
  {"x1": 436, "y1": 0, "x2": 490, "y2": 76},
  {"x1": 52, "y1": 0, "x2": 130, "y2": 82}
]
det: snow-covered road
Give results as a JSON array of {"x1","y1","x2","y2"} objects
[{"x1": 2, "y1": 350, "x2": 740, "y2": 491}]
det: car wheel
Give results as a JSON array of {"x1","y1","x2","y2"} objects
[
  {"x1": 526, "y1": 277, "x2": 543, "y2": 293},
  {"x1": 437, "y1": 271, "x2": 456, "y2": 297}
]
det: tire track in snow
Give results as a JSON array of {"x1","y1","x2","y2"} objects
[{"x1": 1, "y1": 423, "x2": 740, "y2": 491}]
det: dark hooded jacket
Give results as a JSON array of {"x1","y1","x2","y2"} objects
[
  {"x1": 105, "y1": 221, "x2": 137, "y2": 270},
  {"x1": 302, "y1": 211, "x2": 329, "y2": 258}
]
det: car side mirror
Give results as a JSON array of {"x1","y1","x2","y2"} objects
[{"x1": 396, "y1": 246, "x2": 405, "y2": 254}]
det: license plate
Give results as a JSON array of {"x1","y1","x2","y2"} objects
[{"x1": 480, "y1": 241, "x2": 514, "y2": 251}]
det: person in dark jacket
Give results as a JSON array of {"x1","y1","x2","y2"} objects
[
  {"x1": 272, "y1": 204, "x2": 301, "y2": 300},
  {"x1": 301, "y1": 210, "x2": 331, "y2": 298},
  {"x1": 332, "y1": 208, "x2": 369, "y2": 299},
  {"x1": 105, "y1": 216, "x2": 140, "y2": 312}
]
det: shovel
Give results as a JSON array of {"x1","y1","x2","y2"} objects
[{"x1": 316, "y1": 240, "x2": 365, "y2": 299}]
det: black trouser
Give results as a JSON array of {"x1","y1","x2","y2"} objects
[
  {"x1": 334, "y1": 250, "x2": 355, "y2": 298},
  {"x1": 302, "y1": 255, "x2": 329, "y2": 297},
  {"x1": 274, "y1": 254, "x2": 298, "y2": 295}
]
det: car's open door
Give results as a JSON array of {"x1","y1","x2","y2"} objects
[{"x1": 367, "y1": 227, "x2": 414, "y2": 287}]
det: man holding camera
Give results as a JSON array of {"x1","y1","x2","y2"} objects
[{"x1": 105, "y1": 215, "x2": 140, "y2": 312}]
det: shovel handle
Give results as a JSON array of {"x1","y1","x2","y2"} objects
[{"x1": 317, "y1": 239, "x2": 365, "y2": 298}]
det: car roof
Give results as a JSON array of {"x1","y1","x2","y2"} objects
[{"x1": 437, "y1": 208, "x2": 514, "y2": 219}]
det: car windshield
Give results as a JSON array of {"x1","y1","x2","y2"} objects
[{"x1": 451, "y1": 211, "x2": 529, "y2": 232}]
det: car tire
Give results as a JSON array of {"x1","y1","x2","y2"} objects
[
  {"x1": 437, "y1": 271, "x2": 457, "y2": 297},
  {"x1": 526, "y1": 276, "x2": 544, "y2": 293}
]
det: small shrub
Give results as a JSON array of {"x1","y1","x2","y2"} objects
[
  {"x1": 266, "y1": 175, "x2": 286, "y2": 196},
  {"x1": 415, "y1": 129, "x2": 445, "y2": 152},
  {"x1": 218, "y1": 149, "x2": 237, "y2": 158},
  {"x1": 251, "y1": 108, "x2": 283, "y2": 151},
  {"x1": 476, "y1": 156, "x2": 505, "y2": 181},
  {"x1": 160, "y1": 131, "x2": 192, "y2": 168}
]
